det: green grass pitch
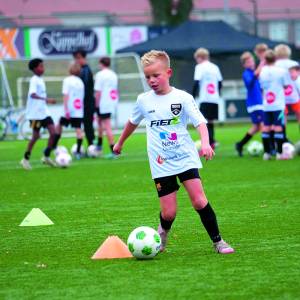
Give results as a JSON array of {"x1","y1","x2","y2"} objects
[{"x1": 1, "y1": 123, "x2": 299, "y2": 299}]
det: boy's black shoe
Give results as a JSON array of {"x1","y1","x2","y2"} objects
[{"x1": 235, "y1": 142, "x2": 243, "y2": 157}]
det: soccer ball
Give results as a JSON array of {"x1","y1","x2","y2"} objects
[
  {"x1": 294, "y1": 141, "x2": 300, "y2": 156},
  {"x1": 127, "y1": 226, "x2": 161, "y2": 259},
  {"x1": 282, "y1": 142, "x2": 295, "y2": 159},
  {"x1": 55, "y1": 152, "x2": 72, "y2": 168},
  {"x1": 87, "y1": 144, "x2": 100, "y2": 158},
  {"x1": 247, "y1": 141, "x2": 263, "y2": 156},
  {"x1": 54, "y1": 145, "x2": 68, "y2": 157},
  {"x1": 71, "y1": 144, "x2": 85, "y2": 156}
]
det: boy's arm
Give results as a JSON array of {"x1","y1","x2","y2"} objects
[
  {"x1": 95, "y1": 91, "x2": 101, "y2": 110},
  {"x1": 113, "y1": 121, "x2": 138, "y2": 154},
  {"x1": 31, "y1": 93, "x2": 56, "y2": 104},
  {"x1": 63, "y1": 94, "x2": 70, "y2": 118},
  {"x1": 254, "y1": 60, "x2": 265, "y2": 77},
  {"x1": 196, "y1": 123, "x2": 215, "y2": 160}
]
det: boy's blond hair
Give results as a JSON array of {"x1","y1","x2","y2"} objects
[
  {"x1": 69, "y1": 62, "x2": 81, "y2": 76},
  {"x1": 254, "y1": 43, "x2": 268, "y2": 54},
  {"x1": 274, "y1": 44, "x2": 291, "y2": 59},
  {"x1": 194, "y1": 48, "x2": 209, "y2": 60},
  {"x1": 141, "y1": 50, "x2": 170, "y2": 68},
  {"x1": 240, "y1": 51, "x2": 253, "y2": 65},
  {"x1": 264, "y1": 50, "x2": 276, "y2": 64}
]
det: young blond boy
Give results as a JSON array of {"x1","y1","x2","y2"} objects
[
  {"x1": 192, "y1": 48, "x2": 223, "y2": 149},
  {"x1": 114, "y1": 50, "x2": 234, "y2": 254},
  {"x1": 235, "y1": 52, "x2": 263, "y2": 156},
  {"x1": 52, "y1": 62, "x2": 85, "y2": 158}
]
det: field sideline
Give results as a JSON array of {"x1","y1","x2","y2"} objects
[{"x1": 1, "y1": 123, "x2": 299, "y2": 300}]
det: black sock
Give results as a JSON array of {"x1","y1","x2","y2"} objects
[
  {"x1": 44, "y1": 147, "x2": 51, "y2": 157},
  {"x1": 197, "y1": 203, "x2": 221, "y2": 243},
  {"x1": 207, "y1": 123, "x2": 215, "y2": 145},
  {"x1": 52, "y1": 134, "x2": 61, "y2": 149},
  {"x1": 159, "y1": 213, "x2": 175, "y2": 231},
  {"x1": 269, "y1": 130, "x2": 275, "y2": 152},
  {"x1": 239, "y1": 133, "x2": 252, "y2": 147},
  {"x1": 274, "y1": 132, "x2": 284, "y2": 154},
  {"x1": 110, "y1": 144, "x2": 114, "y2": 152},
  {"x1": 76, "y1": 138, "x2": 83, "y2": 153},
  {"x1": 262, "y1": 132, "x2": 271, "y2": 154},
  {"x1": 282, "y1": 125, "x2": 288, "y2": 143},
  {"x1": 24, "y1": 151, "x2": 30, "y2": 160},
  {"x1": 97, "y1": 137, "x2": 103, "y2": 147}
]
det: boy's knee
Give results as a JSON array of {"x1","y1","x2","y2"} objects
[{"x1": 162, "y1": 209, "x2": 176, "y2": 221}]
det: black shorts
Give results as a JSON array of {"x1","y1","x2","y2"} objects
[
  {"x1": 30, "y1": 116, "x2": 54, "y2": 130},
  {"x1": 154, "y1": 168, "x2": 200, "y2": 197},
  {"x1": 97, "y1": 112, "x2": 111, "y2": 119},
  {"x1": 200, "y1": 102, "x2": 219, "y2": 120},
  {"x1": 59, "y1": 117, "x2": 82, "y2": 128}
]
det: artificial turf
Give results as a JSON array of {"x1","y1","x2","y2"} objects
[{"x1": 1, "y1": 123, "x2": 299, "y2": 299}]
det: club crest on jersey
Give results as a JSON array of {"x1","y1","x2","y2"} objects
[{"x1": 171, "y1": 104, "x2": 182, "y2": 116}]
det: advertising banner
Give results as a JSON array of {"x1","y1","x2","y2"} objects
[
  {"x1": 25, "y1": 28, "x2": 107, "y2": 58},
  {"x1": 0, "y1": 28, "x2": 24, "y2": 59},
  {"x1": 109, "y1": 26, "x2": 147, "y2": 54}
]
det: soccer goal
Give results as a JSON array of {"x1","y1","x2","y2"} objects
[{"x1": 1, "y1": 53, "x2": 148, "y2": 135}]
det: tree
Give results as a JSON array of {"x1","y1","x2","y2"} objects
[{"x1": 149, "y1": 0, "x2": 193, "y2": 26}]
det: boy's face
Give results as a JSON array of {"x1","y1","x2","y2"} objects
[
  {"x1": 255, "y1": 49, "x2": 267, "y2": 61},
  {"x1": 195, "y1": 56, "x2": 204, "y2": 64},
  {"x1": 243, "y1": 57, "x2": 255, "y2": 69},
  {"x1": 74, "y1": 54, "x2": 86, "y2": 66},
  {"x1": 34, "y1": 62, "x2": 44, "y2": 76},
  {"x1": 143, "y1": 60, "x2": 172, "y2": 95}
]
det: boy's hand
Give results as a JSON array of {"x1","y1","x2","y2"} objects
[
  {"x1": 200, "y1": 144, "x2": 215, "y2": 161},
  {"x1": 46, "y1": 98, "x2": 56, "y2": 104},
  {"x1": 65, "y1": 112, "x2": 70, "y2": 119},
  {"x1": 113, "y1": 142, "x2": 122, "y2": 155}
]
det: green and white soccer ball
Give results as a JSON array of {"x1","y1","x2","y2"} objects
[
  {"x1": 127, "y1": 226, "x2": 161, "y2": 259},
  {"x1": 247, "y1": 141, "x2": 264, "y2": 156}
]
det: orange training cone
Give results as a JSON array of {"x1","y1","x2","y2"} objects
[{"x1": 91, "y1": 235, "x2": 133, "y2": 259}]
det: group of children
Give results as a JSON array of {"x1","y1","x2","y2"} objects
[
  {"x1": 236, "y1": 43, "x2": 300, "y2": 160},
  {"x1": 20, "y1": 54, "x2": 119, "y2": 170}
]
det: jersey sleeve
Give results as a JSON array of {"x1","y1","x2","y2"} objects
[
  {"x1": 193, "y1": 65, "x2": 202, "y2": 81},
  {"x1": 94, "y1": 73, "x2": 103, "y2": 92},
  {"x1": 216, "y1": 66, "x2": 223, "y2": 81},
  {"x1": 183, "y1": 93, "x2": 207, "y2": 127},
  {"x1": 28, "y1": 76, "x2": 38, "y2": 95},
  {"x1": 129, "y1": 98, "x2": 144, "y2": 125},
  {"x1": 62, "y1": 78, "x2": 69, "y2": 95},
  {"x1": 282, "y1": 70, "x2": 290, "y2": 86}
]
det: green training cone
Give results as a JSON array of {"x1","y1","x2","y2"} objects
[{"x1": 19, "y1": 208, "x2": 54, "y2": 226}]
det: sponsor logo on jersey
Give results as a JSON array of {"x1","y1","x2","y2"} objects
[
  {"x1": 266, "y1": 92, "x2": 276, "y2": 104},
  {"x1": 110, "y1": 89, "x2": 118, "y2": 100},
  {"x1": 284, "y1": 85, "x2": 293, "y2": 96},
  {"x1": 159, "y1": 132, "x2": 179, "y2": 151},
  {"x1": 150, "y1": 116, "x2": 180, "y2": 127},
  {"x1": 147, "y1": 109, "x2": 155, "y2": 114},
  {"x1": 156, "y1": 152, "x2": 189, "y2": 164},
  {"x1": 171, "y1": 103, "x2": 182, "y2": 116},
  {"x1": 207, "y1": 83, "x2": 215, "y2": 94},
  {"x1": 73, "y1": 98, "x2": 82, "y2": 109}
]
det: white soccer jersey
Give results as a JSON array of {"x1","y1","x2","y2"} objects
[
  {"x1": 129, "y1": 87, "x2": 207, "y2": 179},
  {"x1": 25, "y1": 75, "x2": 50, "y2": 120},
  {"x1": 94, "y1": 68, "x2": 119, "y2": 114},
  {"x1": 62, "y1": 75, "x2": 84, "y2": 118},
  {"x1": 193, "y1": 61, "x2": 223, "y2": 104},
  {"x1": 275, "y1": 59, "x2": 300, "y2": 104},
  {"x1": 259, "y1": 65, "x2": 289, "y2": 112}
]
